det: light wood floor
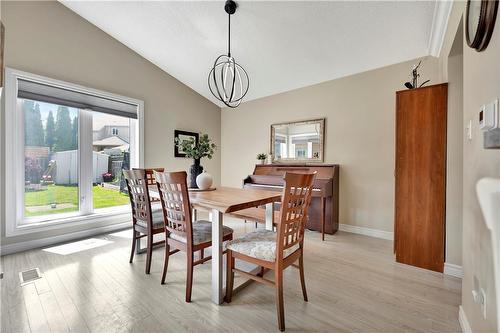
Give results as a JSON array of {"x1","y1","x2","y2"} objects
[{"x1": 1, "y1": 218, "x2": 462, "y2": 333}]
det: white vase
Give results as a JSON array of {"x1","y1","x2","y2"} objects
[{"x1": 196, "y1": 171, "x2": 213, "y2": 190}]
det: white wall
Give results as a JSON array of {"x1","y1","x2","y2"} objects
[{"x1": 1, "y1": 1, "x2": 220, "y2": 246}]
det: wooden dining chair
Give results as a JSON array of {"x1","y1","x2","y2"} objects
[
  {"x1": 225, "y1": 172, "x2": 316, "y2": 331},
  {"x1": 133, "y1": 168, "x2": 164, "y2": 203},
  {"x1": 123, "y1": 169, "x2": 165, "y2": 274},
  {"x1": 154, "y1": 171, "x2": 234, "y2": 302}
]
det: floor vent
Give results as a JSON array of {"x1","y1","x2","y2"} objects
[{"x1": 19, "y1": 268, "x2": 42, "y2": 285}]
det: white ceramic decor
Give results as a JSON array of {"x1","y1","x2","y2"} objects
[{"x1": 196, "y1": 171, "x2": 213, "y2": 190}]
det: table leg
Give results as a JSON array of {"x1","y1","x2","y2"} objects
[
  {"x1": 136, "y1": 237, "x2": 144, "y2": 254},
  {"x1": 321, "y1": 197, "x2": 326, "y2": 241},
  {"x1": 211, "y1": 209, "x2": 224, "y2": 304},
  {"x1": 265, "y1": 203, "x2": 274, "y2": 231},
  {"x1": 192, "y1": 208, "x2": 197, "y2": 221}
]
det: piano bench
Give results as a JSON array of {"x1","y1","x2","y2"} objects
[{"x1": 227, "y1": 207, "x2": 280, "y2": 226}]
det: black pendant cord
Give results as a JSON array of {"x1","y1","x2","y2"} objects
[{"x1": 228, "y1": 13, "x2": 231, "y2": 57}]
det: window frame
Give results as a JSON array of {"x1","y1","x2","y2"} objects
[{"x1": 4, "y1": 68, "x2": 144, "y2": 237}]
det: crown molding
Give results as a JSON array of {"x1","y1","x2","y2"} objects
[{"x1": 428, "y1": 1, "x2": 454, "y2": 57}]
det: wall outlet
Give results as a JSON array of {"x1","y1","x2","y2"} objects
[
  {"x1": 480, "y1": 288, "x2": 487, "y2": 319},
  {"x1": 472, "y1": 281, "x2": 487, "y2": 319}
]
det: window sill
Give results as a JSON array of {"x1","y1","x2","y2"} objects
[{"x1": 6, "y1": 207, "x2": 132, "y2": 237}]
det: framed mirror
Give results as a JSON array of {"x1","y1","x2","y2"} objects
[{"x1": 270, "y1": 118, "x2": 325, "y2": 163}]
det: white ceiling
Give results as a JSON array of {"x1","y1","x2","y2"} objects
[{"x1": 61, "y1": 1, "x2": 449, "y2": 106}]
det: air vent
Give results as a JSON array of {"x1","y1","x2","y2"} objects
[{"x1": 19, "y1": 268, "x2": 42, "y2": 285}]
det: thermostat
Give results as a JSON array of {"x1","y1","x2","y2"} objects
[{"x1": 479, "y1": 99, "x2": 498, "y2": 130}]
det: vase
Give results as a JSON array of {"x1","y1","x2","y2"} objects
[
  {"x1": 196, "y1": 171, "x2": 213, "y2": 190},
  {"x1": 189, "y1": 159, "x2": 203, "y2": 188}
]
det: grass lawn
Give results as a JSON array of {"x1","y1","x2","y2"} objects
[{"x1": 24, "y1": 184, "x2": 129, "y2": 217}]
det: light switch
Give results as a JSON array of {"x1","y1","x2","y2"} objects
[{"x1": 467, "y1": 119, "x2": 473, "y2": 141}]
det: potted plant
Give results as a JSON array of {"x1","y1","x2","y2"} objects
[
  {"x1": 25, "y1": 157, "x2": 43, "y2": 191},
  {"x1": 175, "y1": 133, "x2": 216, "y2": 188},
  {"x1": 102, "y1": 172, "x2": 113, "y2": 182},
  {"x1": 257, "y1": 153, "x2": 267, "y2": 165}
]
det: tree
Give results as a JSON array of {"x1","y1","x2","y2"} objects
[
  {"x1": 71, "y1": 116, "x2": 78, "y2": 149},
  {"x1": 53, "y1": 106, "x2": 73, "y2": 151},
  {"x1": 23, "y1": 101, "x2": 45, "y2": 146},
  {"x1": 45, "y1": 111, "x2": 55, "y2": 150}
]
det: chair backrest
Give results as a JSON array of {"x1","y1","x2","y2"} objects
[
  {"x1": 123, "y1": 169, "x2": 154, "y2": 229},
  {"x1": 134, "y1": 168, "x2": 165, "y2": 185},
  {"x1": 154, "y1": 171, "x2": 193, "y2": 245},
  {"x1": 276, "y1": 172, "x2": 316, "y2": 260}
]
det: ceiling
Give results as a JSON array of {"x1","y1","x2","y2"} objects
[{"x1": 61, "y1": 1, "x2": 450, "y2": 106}]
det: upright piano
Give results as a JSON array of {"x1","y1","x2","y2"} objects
[{"x1": 243, "y1": 164, "x2": 339, "y2": 239}]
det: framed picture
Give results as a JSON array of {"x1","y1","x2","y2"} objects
[{"x1": 174, "y1": 130, "x2": 199, "y2": 158}]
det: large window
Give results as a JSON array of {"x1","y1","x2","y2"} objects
[
  {"x1": 5, "y1": 68, "x2": 143, "y2": 235},
  {"x1": 24, "y1": 101, "x2": 80, "y2": 218}
]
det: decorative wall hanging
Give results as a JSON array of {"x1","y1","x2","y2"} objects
[
  {"x1": 466, "y1": 0, "x2": 498, "y2": 52},
  {"x1": 174, "y1": 130, "x2": 199, "y2": 158},
  {"x1": 208, "y1": 0, "x2": 249, "y2": 108}
]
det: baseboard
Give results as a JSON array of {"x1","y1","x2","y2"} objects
[
  {"x1": 339, "y1": 223, "x2": 394, "y2": 241},
  {"x1": 444, "y1": 262, "x2": 463, "y2": 278},
  {"x1": 0, "y1": 222, "x2": 130, "y2": 256},
  {"x1": 459, "y1": 305, "x2": 472, "y2": 333}
]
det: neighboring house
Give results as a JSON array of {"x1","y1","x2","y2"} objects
[
  {"x1": 92, "y1": 125, "x2": 129, "y2": 151},
  {"x1": 93, "y1": 125, "x2": 130, "y2": 143},
  {"x1": 92, "y1": 135, "x2": 129, "y2": 152}
]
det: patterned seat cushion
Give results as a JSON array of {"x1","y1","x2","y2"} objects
[
  {"x1": 169, "y1": 220, "x2": 234, "y2": 245},
  {"x1": 136, "y1": 204, "x2": 164, "y2": 229},
  {"x1": 226, "y1": 229, "x2": 300, "y2": 262}
]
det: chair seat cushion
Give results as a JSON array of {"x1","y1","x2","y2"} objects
[
  {"x1": 169, "y1": 220, "x2": 233, "y2": 245},
  {"x1": 136, "y1": 204, "x2": 164, "y2": 230},
  {"x1": 226, "y1": 229, "x2": 300, "y2": 262}
]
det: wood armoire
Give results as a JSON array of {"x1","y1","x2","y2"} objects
[{"x1": 394, "y1": 83, "x2": 447, "y2": 273}]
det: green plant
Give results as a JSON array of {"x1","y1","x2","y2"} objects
[
  {"x1": 257, "y1": 153, "x2": 267, "y2": 160},
  {"x1": 175, "y1": 133, "x2": 217, "y2": 160}
]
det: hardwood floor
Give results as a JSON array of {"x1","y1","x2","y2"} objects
[{"x1": 1, "y1": 218, "x2": 461, "y2": 332}]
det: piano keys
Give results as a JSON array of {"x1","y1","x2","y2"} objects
[{"x1": 243, "y1": 164, "x2": 339, "y2": 239}]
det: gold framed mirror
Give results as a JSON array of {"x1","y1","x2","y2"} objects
[{"x1": 270, "y1": 118, "x2": 325, "y2": 163}]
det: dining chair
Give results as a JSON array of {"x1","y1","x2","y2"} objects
[
  {"x1": 154, "y1": 171, "x2": 234, "y2": 302},
  {"x1": 133, "y1": 167, "x2": 164, "y2": 203},
  {"x1": 225, "y1": 172, "x2": 316, "y2": 331},
  {"x1": 123, "y1": 169, "x2": 165, "y2": 274}
]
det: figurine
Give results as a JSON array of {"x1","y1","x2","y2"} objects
[{"x1": 404, "y1": 60, "x2": 430, "y2": 89}]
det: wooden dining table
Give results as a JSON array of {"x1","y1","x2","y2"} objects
[{"x1": 149, "y1": 186, "x2": 282, "y2": 305}]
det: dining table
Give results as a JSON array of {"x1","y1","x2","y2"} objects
[{"x1": 149, "y1": 186, "x2": 282, "y2": 305}]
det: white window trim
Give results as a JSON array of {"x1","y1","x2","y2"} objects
[{"x1": 4, "y1": 67, "x2": 144, "y2": 237}]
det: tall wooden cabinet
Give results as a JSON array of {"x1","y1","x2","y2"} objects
[{"x1": 394, "y1": 83, "x2": 447, "y2": 273}]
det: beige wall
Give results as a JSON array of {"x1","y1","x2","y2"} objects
[
  {"x1": 439, "y1": 2, "x2": 500, "y2": 330},
  {"x1": 221, "y1": 57, "x2": 440, "y2": 234},
  {"x1": 461, "y1": 7, "x2": 500, "y2": 332},
  {"x1": 0, "y1": 1, "x2": 220, "y2": 246},
  {"x1": 445, "y1": 21, "x2": 463, "y2": 267}
]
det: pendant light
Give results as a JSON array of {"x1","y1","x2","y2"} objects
[{"x1": 208, "y1": 0, "x2": 249, "y2": 108}]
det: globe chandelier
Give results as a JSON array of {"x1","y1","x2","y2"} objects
[{"x1": 208, "y1": 0, "x2": 249, "y2": 108}]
